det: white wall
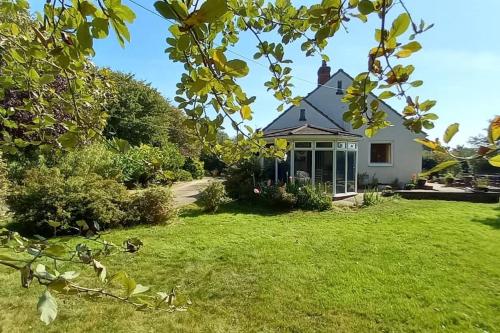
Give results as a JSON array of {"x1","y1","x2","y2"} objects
[{"x1": 264, "y1": 69, "x2": 424, "y2": 185}]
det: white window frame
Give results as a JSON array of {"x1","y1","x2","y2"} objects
[{"x1": 368, "y1": 141, "x2": 393, "y2": 167}]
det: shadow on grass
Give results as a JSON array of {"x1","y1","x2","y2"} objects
[
  {"x1": 179, "y1": 200, "x2": 292, "y2": 218},
  {"x1": 471, "y1": 205, "x2": 500, "y2": 229}
]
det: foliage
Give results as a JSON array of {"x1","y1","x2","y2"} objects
[
  {"x1": 118, "y1": 144, "x2": 185, "y2": 187},
  {"x1": 199, "y1": 181, "x2": 227, "y2": 212},
  {"x1": 6, "y1": 167, "x2": 130, "y2": 236},
  {"x1": 381, "y1": 185, "x2": 394, "y2": 197},
  {"x1": 0, "y1": 228, "x2": 183, "y2": 325},
  {"x1": 0, "y1": 153, "x2": 8, "y2": 200},
  {"x1": 362, "y1": 187, "x2": 383, "y2": 207},
  {"x1": 224, "y1": 158, "x2": 262, "y2": 200},
  {"x1": 104, "y1": 71, "x2": 201, "y2": 157},
  {"x1": 57, "y1": 143, "x2": 123, "y2": 181},
  {"x1": 404, "y1": 183, "x2": 415, "y2": 190},
  {"x1": 182, "y1": 157, "x2": 204, "y2": 179},
  {"x1": 126, "y1": 186, "x2": 177, "y2": 225},
  {"x1": 444, "y1": 173, "x2": 454, "y2": 185},
  {"x1": 175, "y1": 169, "x2": 193, "y2": 182},
  {"x1": 259, "y1": 184, "x2": 297, "y2": 210},
  {"x1": 0, "y1": 1, "x2": 123, "y2": 154},
  {"x1": 290, "y1": 185, "x2": 331, "y2": 211}
]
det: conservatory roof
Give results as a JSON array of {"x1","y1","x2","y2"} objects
[{"x1": 262, "y1": 124, "x2": 360, "y2": 138}]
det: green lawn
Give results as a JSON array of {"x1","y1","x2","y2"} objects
[{"x1": 1, "y1": 200, "x2": 499, "y2": 332}]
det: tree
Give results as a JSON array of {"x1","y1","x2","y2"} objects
[{"x1": 104, "y1": 71, "x2": 201, "y2": 157}]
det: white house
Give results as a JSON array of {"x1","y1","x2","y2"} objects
[{"x1": 262, "y1": 61, "x2": 424, "y2": 197}]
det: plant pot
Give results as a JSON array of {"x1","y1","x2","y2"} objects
[{"x1": 416, "y1": 179, "x2": 427, "y2": 188}]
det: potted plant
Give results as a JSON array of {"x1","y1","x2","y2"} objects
[
  {"x1": 416, "y1": 176, "x2": 427, "y2": 189},
  {"x1": 474, "y1": 178, "x2": 489, "y2": 192}
]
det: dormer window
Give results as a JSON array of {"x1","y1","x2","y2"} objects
[
  {"x1": 336, "y1": 80, "x2": 343, "y2": 95},
  {"x1": 299, "y1": 109, "x2": 306, "y2": 121}
]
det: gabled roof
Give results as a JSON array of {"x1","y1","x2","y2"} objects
[
  {"x1": 262, "y1": 68, "x2": 408, "y2": 133},
  {"x1": 263, "y1": 124, "x2": 361, "y2": 138}
]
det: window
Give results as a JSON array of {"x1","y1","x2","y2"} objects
[
  {"x1": 315, "y1": 142, "x2": 333, "y2": 148},
  {"x1": 295, "y1": 142, "x2": 311, "y2": 149},
  {"x1": 336, "y1": 80, "x2": 343, "y2": 95},
  {"x1": 370, "y1": 143, "x2": 392, "y2": 165},
  {"x1": 299, "y1": 109, "x2": 306, "y2": 121}
]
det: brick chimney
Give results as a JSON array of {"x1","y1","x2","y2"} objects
[{"x1": 317, "y1": 60, "x2": 331, "y2": 86}]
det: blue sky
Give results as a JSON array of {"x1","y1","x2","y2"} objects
[{"x1": 31, "y1": 1, "x2": 500, "y2": 145}]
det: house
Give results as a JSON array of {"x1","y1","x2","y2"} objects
[{"x1": 262, "y1": 61, "x2": 424, "y2": 196}]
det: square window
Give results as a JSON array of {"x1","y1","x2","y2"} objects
[
  {"x1": 370, "y1": 143, "x2": 392, "y2": 164},
  {"x1": 348, "y1": 143, "x2": 357, "y2": 150},
  {"x1": 337, "y1": 142, "x2": 346, "y2": 149}
]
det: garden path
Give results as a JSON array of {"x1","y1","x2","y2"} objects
[{"x1": 171, "y1": 177, "x2": 213, "y2": 207}]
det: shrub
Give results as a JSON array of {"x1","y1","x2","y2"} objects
[
  {"x1": 57, "y1": 143, "x2": 123, "y2": 181},
  {"x1": 175, "y1": 169, "x2": 193, "y2": 181},
  {"x1": 381, "y1": 185, "x2": 394, "y2": 197},
  {"x1": 260, "y1": 184, "x2": 297, "y2": 209},
  {"x1": 126, "y1": 186, "x2": 176, "y2": 225},
  {"x1": 404, "y1": 183, "x2": 416, "y2": 190},
  {"x1": 293, "y1": 185, "x2": 331, "y2": 211},
  {"x1": 444, "y1": 173, "x2": 455, "y2": 186},
  {"x1": 199, "y1": 181, "x2": 227, "y2": 212},
  {"x1": 183, "y1": 157, "x2": 204, "y2": 179},
  {"x1": 362, "y1": 188, "x2": 383, "y2": 207},
  {"x1": 6, "y1": 167, "x2": 129, "y2": 235},
  {"x1": 225, "y1": 158, "x2": 262, "y2": 200},
  {"x1": 118, "y1": 143, "x2": 185, "y2": 187},
  {"x1": 0, "y1": 153, "x2": 8, "y2": 199}
]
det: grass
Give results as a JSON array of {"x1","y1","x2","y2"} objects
[{"x1": 0, "y1": 200, "x2": 499, "y2": 332}]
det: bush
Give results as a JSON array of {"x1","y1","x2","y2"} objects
[
  {"x1": 404, "y1": 183, "x2": 416, "y2": 190},
  {"x1": 362, "y1": 188, "x2": 383, "y2": 207},
  {"x1": 126, "y1": 186, "x2": 176, "y2": 225},
  {"x1": 292, "y1": 185, "x2": 331, "y2": 211},
  {"x1": 225, "y1": 158, "x2": 262, "y2": 200},
  {"x1": 260, "y1": 184, "x2": 297, "y2": 209},
  {"x1": 444, "y1": 173, "x2": 455, "y2": 186},
  {"x1": 183, "y1": 157, "x2": 204, "y2": 179},
  {"x1": 6, "y1": 167, "x2": 129, "y2": 235},
  {"x1": 118, "y1": 143, "x2": 185, "y2": 187},
  {"x1": 175, "y1": 169, "x2": 193, "y2": 181},
  {"x1": 0, "y1": 153, "x2": 8, "y2": 199},
  {"x1": 57, "y1": 143, "x2": 123, "y2": 181},
  {"x1": 199, "y1": 181, "x2": 227, "y2": 212}
]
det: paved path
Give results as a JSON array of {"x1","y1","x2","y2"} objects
[{"x1": 171, "y1": 177, "x2": 214, "y2": 207}]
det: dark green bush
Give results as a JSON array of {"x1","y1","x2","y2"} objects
[
  {"x1": 225, "y1": 158, "x2": 262, "y2": 200},
  {"x1": 199, "y1": 181, "x2": 227, "y2": 212},
  {"x1": 183, "y1": 157, "x2": 204, "y2": 179},
  {"x1": 295, "y1": 185, "x2": 332, "y2": 211},
  {"x1": 126, "y1": 186, "x2": 176, "y2": 225},
  {"x1": 6, "y1": 167, "x2": 129, "y2": 235},
  {"x1": 259, "y1": 184, "x2": 297, "y2": 210}
]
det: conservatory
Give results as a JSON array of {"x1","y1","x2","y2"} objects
[{"x1": 263, "y1": 124, "x2": 361, "y2": 197}]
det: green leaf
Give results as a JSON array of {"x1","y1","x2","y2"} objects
[
  {"x1": 44, "y1": 245, "x2": 66, "y2": 258},
  {"x1": 414, "y1": 138, "x2": 440, "y2": 150},
  {"x1": 154, "y1": 1, "x2": 184, "y2": 20},
  {"x1": 358, "y1": 0, "x2": 374, "y2": 15},
  {"x1": 488, "y1": 116, "x2": 500, "y2": 143},
  {"x1": 91, "y1": 18, "x2": 109, "y2": 39},
  {"x1": 401, "y1": 41, "x2": 422, "y2": 52},
  {"x1": 240, "y1": 105, "x2": 252, "y2": 120},
  {"x1": 421, "y1": 160, "x2": 459, "y2": 176},
  {"x1": 488, "y1": 155, "x2": 500, "y2": 167},
  {"x1": 0, "y1": 254, "x2": 20, "y2": 261},
  {"x1": 58, "y1": 131, "x2": 79, "y2": 149},
  {"x1": 443, "y1": 123, "x2": 459, "y2": 144},
  {"x1": 77, "y1": 22, "x2": 93, "y2": 51},
  {"x1": 38, "y1": 290, "x2": 57, "y2": 325},
  {"x1": 225, "y1": 59, "x2": 249, "y2": 78},
  {"x1": 184, "y1": 0, "x2": 228, "y2": 26},
  {"x1": 378, "y1": 91, "x2": 395, "y2": 99},
  {"x1": 131, "y1": 284, "x2": 150, "y2": 296},
  {"x1": 390, "y1": 13, "x2": 410, "y2": 37},
  {"x1": 410, "y1": 80, "x2": 423, "y2": 87},
  {"x1": 418, "y1": 100, "x2": 436, "y2": 111}
]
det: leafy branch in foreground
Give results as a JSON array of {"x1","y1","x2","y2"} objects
[
  {"x1": 0, "y1": 228, "x2": 185, "y2": 325},
  {"x1": 416, "y1": 116, "x2": 500, "y2": 176}
]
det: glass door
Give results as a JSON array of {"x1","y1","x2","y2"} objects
[
  {"x1": 315, "y1": 150, "x2": 334, "y2": 194},
  {"x1": 336, "y1": 150, "x2": 346, "y2": 194}
]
